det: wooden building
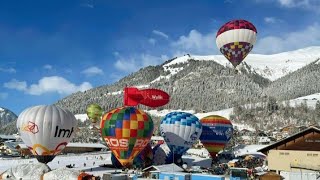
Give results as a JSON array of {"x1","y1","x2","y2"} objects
[{"x1": 259, "y1": 126, "x2": 320, "y2": 173}]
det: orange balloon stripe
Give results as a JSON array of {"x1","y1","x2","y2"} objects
[{"x1": 201, "y1": 120, "x2": 232, "y2": 125}]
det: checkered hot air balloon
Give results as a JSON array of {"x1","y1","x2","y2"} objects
[
  {"x1": 100, "y1": 107, "x2": 154, "y2": 167},
  {"x1": 199, "y1": 115, "x2": 233, "y2": 159},
  {"x1": 216, "y1": 19, "x2": 257, "y2": 68},
  {"x1": 160, "y1": 112, "x2": 202, "y2": 158}
]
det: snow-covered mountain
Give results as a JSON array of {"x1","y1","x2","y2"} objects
[
  {"x1": 166, "y1": 46, "x2": 320, "y2": 81},
  {"x1": 0, "y1": 107, "x2": 17, "y2": 127},
  {"x1": 56, "y1": 46, "x2": 320, "y2": 125}
]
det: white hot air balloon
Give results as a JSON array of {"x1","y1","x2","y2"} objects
[
  {"x1": 17, "y1": 105, "x2": 77, "y2": 163},
  {"x1": 160, "y1": 112, "x2": 202, "y2": 157}
]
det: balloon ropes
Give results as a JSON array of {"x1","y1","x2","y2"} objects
[
  {"x1": 216, "y1": 19, "x2": 257, "y2": 73},
  {"x1": 17, "y1": 105, "x2": 78, "y2": 164}
]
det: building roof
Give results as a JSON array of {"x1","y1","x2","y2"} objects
[
  {"x1": 17, "y1": 143, "x2": 106, "y2": 149},
  {"x1": 3, "y1": 141, "x2": 20, "y2": 151},
  {"x1": 0, "y1": 135, "x2": 16, "y2": 140},
  {"x1": 66, "y1": 143, "x2": 106, "y2": 148},
  {"x1": 143, "y1": 163, "x2": 184, "y2": 172},
  {"x1": 259, "y1": 126, "x2": 320, "y2": 154}
]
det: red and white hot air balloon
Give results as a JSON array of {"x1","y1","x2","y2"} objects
[{"x1": 216, "y1": 19, "x2": 257, "y2": 68}]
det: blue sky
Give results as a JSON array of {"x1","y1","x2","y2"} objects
[{"x1": 1, "y1": 0, "x2": 320, "y2": 114}]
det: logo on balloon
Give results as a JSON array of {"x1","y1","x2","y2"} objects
[
  {"x1": 104, "y1": 138, "x2": 150, "y2": 149},
  {"x1": 22, "y1": 121, "x2": 39, "y2": 134},
  {"x1": 225, "y1": 128, "x2": 233, "y2": 139}
]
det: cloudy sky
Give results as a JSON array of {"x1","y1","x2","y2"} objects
[{"x1": 1, "y1": 0, "x2": 320, "y2": 114}]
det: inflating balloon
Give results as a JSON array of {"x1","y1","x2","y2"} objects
[
  {"x1": 16, "y1": 105, "x2": 77, "y2": 164},
  {"x1": 160, "y1": 112, "x2": 202, "y2": 157},
  {"x1": 216, "y1": 19, "x2": 257, "y2": 68},
  {"x1": 86, "y1": 104, "x2": 103, "y2": 123},
  {"x1": 199, "y1": 115, "x2": 233, "y2": 158},
  {"x1": 100, "y1": 106, "x2": 154, "y2": 167}
]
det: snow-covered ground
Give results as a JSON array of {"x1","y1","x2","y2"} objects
[
  {"x1": 286, "y1": 92, "x2": 320, "y2": 109},
  {"x1": 0, "y1": 151, "x2": 213, "y2": 177}
]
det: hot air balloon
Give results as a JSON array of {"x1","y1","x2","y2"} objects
[
  {"x1": 199, "y1": 115, "x2": 233, "y2": 159},
  {"x1": 16, "y1": 105, "x2": 77, "y2": 164},
  {"x1": 124, "y1": 87, "x2": 170, "y2": 108},
  {"x1": 100, "y1": 106, "x2": 154, "y2": 167},
  {"x1": 160, "y1": 112, "x2": 202, "y2": 162},
  {"x1": 216, "y1": 19, "x2": 257, "y2": 68},
  {"x1": 86, "y1": 104, "x2": 103, "y2": 123},
  {"x1": 111, "y1": 143, "x2": 153, "y2": 168}
]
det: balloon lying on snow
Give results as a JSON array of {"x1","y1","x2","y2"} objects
[
  {"x1": 199, "y1": 115, "x2": 233, "y2": 158},
  {"x1": 160, "y1": 112, "x2": 202, "y2": 157},
  {"x1": 216, "y1": 19, "x2": 257, "y2": 68},
  {"x1": 16, "y1": 105, "x2": 77, "y2": 164},
  {"x1": 86, "y1": 103, "x2": 103, "y2": 123},
  {"x1": 100, "y1": 106, "x2": 154, "y2": 167},
  {"x1": 124, "y1": 87, "x2": 170, "y2": 108}
]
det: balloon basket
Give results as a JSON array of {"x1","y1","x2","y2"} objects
[{"x1": 35, "y1": 155, "x2": 55, "y2": 164}]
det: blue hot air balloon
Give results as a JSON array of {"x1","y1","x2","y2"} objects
[{"x1": 160, "y1": 112, "x2": 202, "y2": 159}]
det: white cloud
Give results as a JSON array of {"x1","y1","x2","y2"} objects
[
  {"x1": 0, "y1": 67, "x2": 16, "y2": 73},
  {"x1": 171, "y1": 29, "x2": 218, "y2": 55},
  {"x1": 152, "y1": 30, "x2": 169, "y2": 39},
  {"x1": 278, "y1": 0, "x2": 309, "y2": 7},
  {"x1": 254, "y1": 23, "x2": 320, "y2": 54},
  {"x1": 264, "y1": 17, "x2": 277, "y2": 23},
  {"x1": 114, "y1": 58, "x2": 139, "y2": 72},
  {"x1": 114, "y1": 54, "x2": 168, "y2": 73},
  {"x1": 4, "y1": 79, "x2": 27, "y2": 91},
  {"x1": 0, "y1": 92, "x2": 8, "y2": 100},
  {"x1": 43, "y1": 64, "x2": 52, "y2": 70},
  {"x1": 149, "y1": 38, "x2": 156, "y2": 45},
  {"x1": 4, "y1": 76, "x2": 92, "y2": 95},
  {"x1": 256, "y1": 0, "x2": 320, "y2": 12},
  {"x1": 81, "y1": 66, "x2": 103, "y2": 76}
]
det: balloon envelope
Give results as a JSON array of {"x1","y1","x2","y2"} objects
[
  {"x1": 124, "y1": 87, "x2": 170, "y2": 108},
  {"x1": 111, "y1": 143, "x2": 153, "y2": 168},
  {"x1": 160, "y1": 112, "x2": 202, "y2": 156},
  {"x1": 86, "y1": 104, "x2": 103, "y2": 123},
  {"x1": 199, "y1": 115, "x2": 233, "y2": 158},
  {"x1": 16, "y1": 105, "x2": 77, "y2": 163},
  {"x1": 100, "y1": 106, "x2": 154, "y2": 167},
  {"x1": 216, "y1": 19, "x2": 257, "y2": 68}
]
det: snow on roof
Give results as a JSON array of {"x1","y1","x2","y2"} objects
[
  {"x1": 65, "y1": 143, "x2": 106, "y2": 148},
  {"x1": 143, "y1": 163, "x2": 184, "y2": 172},
  {"x1": 17, "y1": 143, "x2": 106, "y2": 149},
  {"x1": 0, "y1": 135, "x2": 17, "y2": 140},
  {"x1": 234, "y1": 145, "x2": 267, "y2": 157}
]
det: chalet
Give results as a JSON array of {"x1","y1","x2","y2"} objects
[
  {"x1": 259, "y1": 126, "x2": 320, "y2": 174},
  {"x1": 0, "y1": 135, "x2": 16, "y2": 142}
]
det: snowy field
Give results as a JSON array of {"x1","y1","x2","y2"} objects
[{"x1": 0, "y1": 151, "x2": 212, "y2": 177}]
